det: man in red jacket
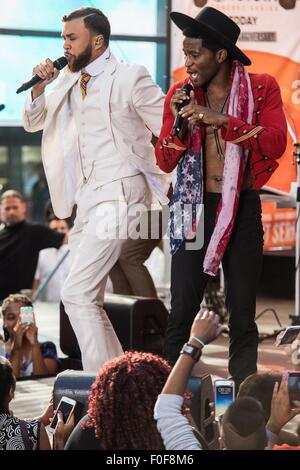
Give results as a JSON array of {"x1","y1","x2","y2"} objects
[{"x1": 156, "y1": 7, "x2": 287, "y2": 388}]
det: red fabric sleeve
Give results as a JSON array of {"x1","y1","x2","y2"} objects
[
  {"x1": 221, "y1": 75, "x2": 287, "y2": 160},
  {"x1": 155, "y1": 81, "x2": 189, "y2": 173}
]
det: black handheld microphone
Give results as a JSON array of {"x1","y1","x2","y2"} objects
[
  {"x1": 172, "y1": 83, "x2": 193, "y2": 137},
  {"x1": 0, "y1": 104, "x2": 5, "y2": 112},
  {"x1": 16, "y1": 56, "x2": 68, "y2": 94}
]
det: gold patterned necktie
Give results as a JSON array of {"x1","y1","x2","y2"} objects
[{"x1": 80, "y1": 73, "x2": 92, "y2": 99}]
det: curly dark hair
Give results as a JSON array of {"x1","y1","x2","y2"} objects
[
  {"x1": 85, "y1": 351, "x2": 170, "y2": 450},
  {"x1": 0, "y1": 357, "x2": 16, "y2": 413}
]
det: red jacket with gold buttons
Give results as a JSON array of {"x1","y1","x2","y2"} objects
[{"x1": 155, "y1": 74, "x2": 287, "y2": 189}]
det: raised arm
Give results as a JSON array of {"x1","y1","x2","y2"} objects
[
  {"x1": 154, "y1": 311, "x2": 224, "y2": 450},
  {"x1": 23, "y1": 58, "x2": 60, "y2": 133}
]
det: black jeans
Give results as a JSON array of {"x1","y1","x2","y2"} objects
[{"x1": 164, "y1": 190, "x2": 264, "y2": 387}]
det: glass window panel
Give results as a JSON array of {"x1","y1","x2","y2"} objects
[
  {"x1": 22, "y1": 146, "x2": 41, "y2": 164},
  {"x1": 0, "y1": 35, "x2": 63, "y2": 125},
  {"x1": 0, "y1": 146, "x2": 8, "y2": 192},
  {"x1": 110, "y1": 41, "x2": 157, "y2": 77},
  {"x1": 0, "y1": 35, "x2": 159, "y2": 125},
  {"x1": 0, "y1": 146, "x2": 8, "y2": 165},
  {"x1": 0, "y1": 0, "x2": 163, "y2": 36},
  {"x1": 21, "y1": 146, "x2": 42, "y2": 199}
]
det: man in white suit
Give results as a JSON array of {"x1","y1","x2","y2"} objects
[{"x1": 23, "y1": 7, "x2": 169, "y2": 371}]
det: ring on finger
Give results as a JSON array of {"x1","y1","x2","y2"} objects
[{"x1": 198, "y1": 113, "x2": 204, "y2": 121}]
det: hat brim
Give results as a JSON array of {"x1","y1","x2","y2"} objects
[{"x1": 170, "y1": 12, "x2": 251, "y2": 66}]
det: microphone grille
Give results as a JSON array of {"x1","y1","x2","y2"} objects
[
  {"x1": 183, "y1": 83, "x2": 193, "y2": 95},
  {"x1": 53, "y1": 56, "x2": 68, "y2": 70}
]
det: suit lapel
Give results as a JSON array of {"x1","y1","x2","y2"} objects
[{"x1": 47, "y1": 70, "x2": 81, "y2": 120}]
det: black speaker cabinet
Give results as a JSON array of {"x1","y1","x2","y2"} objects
[
  {"x1": 60, "y1": 293, "x2": 168, "y2": 360},
  {"x1": 187, "y1": 375, "x2": 219, "y2": 450},
  {"x1": 54, "y1": 370, "x2": 96, "y2": 425},
  {"x1": 54, "y1": 370, "x2": 218, "y2": 450}
]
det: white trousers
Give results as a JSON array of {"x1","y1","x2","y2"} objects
[{"x1": 61, "y1": 174, "x2": 151, "y2": 371}]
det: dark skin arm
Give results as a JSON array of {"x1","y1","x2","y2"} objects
[
  {"x1": 25, "y1": 324, "x2": 58, "y2": 376},
  {"x1": 9, "y1": 322, "x2": 30, "y2": 378}
]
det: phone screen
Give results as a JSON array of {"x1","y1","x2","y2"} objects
[
  {"x1": 288, "y1": 373, "x2": 300, "y2": 407},
  {"x1": 50, "y1": 400, "x2": 74, "y2": 430},
  {"x1": 215, "y1": 382, "x2": 235, "y2": 418},
  {"x1": 20, "y1": 306, "x2": 34, "y2": 324},
  {"x1": 279, "y1": 327, "x2": 300, "y2": 345}
]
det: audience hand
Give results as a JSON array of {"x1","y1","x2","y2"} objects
[
  {"x1": 12, "y1": 322, "x2": 29, "y2": 350},
  {"x1": 54, "y1": 411, "x2": 75, "y2": 450},
  {"x1": 38, "y1": 397, "x2": 54, "y2": 427},
  {"x1": 25, "y1": 323, "x2": 39, "y2": 346},
  {"x1": 189, "y1": 310, "x2": 225, "y2": 346},
  {"x1": 267, "y1": 379, "x2": 300, "y2": 435},
  {"x1": 276, "y1": 331, "x2": 300, "y2": 370}
]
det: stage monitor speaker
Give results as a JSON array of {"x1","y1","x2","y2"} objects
[
  {"x1": 187, "y1": 375, "x2": 219, "y2": 450},
  {"x1": 60, "y1": 293, "x2": 168, "y2": 360},
  {"x1": 54, "y1": 370, "x2": 96, "y2": 425},
  {"x1": 54, "y1": 370, "x2": 219, "y2": 450}
]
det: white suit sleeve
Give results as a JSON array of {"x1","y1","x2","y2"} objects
[
  {"x1": 131, "y1": 65, "x2": 165, "y2": 137},
  {"x1": 154, "y1": 394, "x2": 202, "y2": 450},
  {"x1": 23, "y1": 93, "x2": 47, "y2": 133}
]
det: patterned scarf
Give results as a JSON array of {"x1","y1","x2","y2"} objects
[{"x1": 169, "y1": 61, "x2": 254, "y2": 276}]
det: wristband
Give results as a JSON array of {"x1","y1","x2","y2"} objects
[{"x1": 191, "y1": 336, "x2": 206, "y2": 348}]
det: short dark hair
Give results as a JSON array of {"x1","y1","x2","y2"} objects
[
  {"x1": 48, "y1": 215, "x2": 71, "y2": 229},
  {"x1": 0, "y1": 190, "x2": 24, "y2": 204},
  {"x1": 0, "y1": 357, "x2": 16, "y2": 414},
  {"x1": 62, "y1": 7, "x2": 111, "y2": 46},
  {"x1": 222, "y1": 397, "x2": 267, "y2": 450},
  {"x1": 238, "y1": 372, "x2": 282, "y2": 422}
]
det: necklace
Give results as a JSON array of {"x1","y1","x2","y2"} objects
[{"x1": 205, "y1": 91, "x2": 230, "y2": 160}]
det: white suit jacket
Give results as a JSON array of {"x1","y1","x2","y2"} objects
[{"x1": 23, "y1": 54, "x2": 169, "y2": 219}]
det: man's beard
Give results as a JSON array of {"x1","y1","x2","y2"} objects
[{"x1": 68, "y1": 43, "x2": 93, "y2": 72}]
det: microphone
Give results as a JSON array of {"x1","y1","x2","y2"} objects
[
  {"x1": 172, "y1": 83, "x2": 193, "y2": 137},
  {"x1": 0, "y1": 104, "x2": 5, "y2": 112},
  {"x1": 16, "y1": 56, "x2": 68, "y2": 94}
]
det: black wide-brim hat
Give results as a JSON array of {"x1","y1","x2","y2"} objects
[{"x1": 170, "y1": 7, "x2": 251, "y2": 66}]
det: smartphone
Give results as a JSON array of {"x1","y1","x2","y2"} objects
[
  {"x1": 287, "y1": 371, "x2": 300, "y2": 408},
  {"x1": 20, "y1": 306, "x2": 34, "y2": 324},
  {"x1": 48, "y1": 396, "x2": 76, "y2": 433},
  {"x1": 214, "y1": 379, "x2": 235, "y2": 419},
  {"x1": 277, "y1": 326, "x2": 300, "y2": 345}
]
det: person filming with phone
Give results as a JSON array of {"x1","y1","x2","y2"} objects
[
  {"x1": 1, "y1": 294, "x2": 59, "y2": 378},
  {"x1": 0, "y1": 357, "x2": 51, "y2": 450},
  {"x1": 154, "y1": 310, "x2": 225, "y2": 449},
  {"x1": 154, "y1": 311, "x2": 300, "y2": 450}
]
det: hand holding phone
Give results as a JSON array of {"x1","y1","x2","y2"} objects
[
  {"x1": 214, "y1": 379, "x2": 235, "y2": 419},
  {"x1": 49, "y1": 396, "x2": 76, "y2": 433},
  {"x1": 20, "y1": 306, "x2": 35, "y2": 324},
  {"x1": 287, "y1": 371, "x2": 300, "y2": 408},
  {"x1": 276, "y1": 326, "x2": 300, "y2": 346}
]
